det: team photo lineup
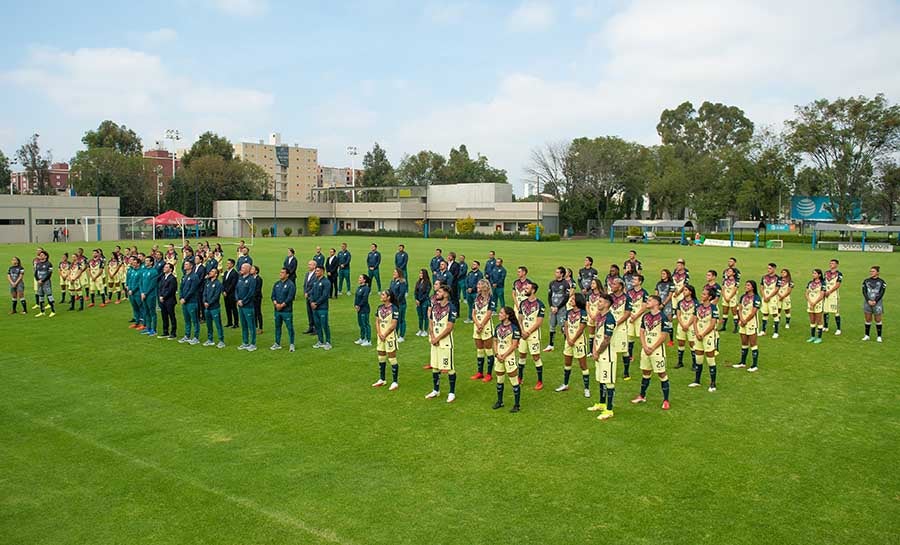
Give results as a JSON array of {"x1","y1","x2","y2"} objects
[{"x1": 11, "y1": 241, "x2": 887, "y2": 420}]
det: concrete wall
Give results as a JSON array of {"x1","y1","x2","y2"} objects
[{"x1": 0, "y1": 195, "x2": 121, "y2": 243}]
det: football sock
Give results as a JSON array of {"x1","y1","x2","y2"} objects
[
  {"x1": 785, "y1": 314, "x2": 791, "y2": 325},
  {"x1": 79, "y1": 296, "x2": 84, "y2": 310},
  {"x1": 513, "y1": 383, "x2": 521, "y2": 406},
  {"x1": 535, "y1": 359, "x2": 543, "y2": 382},
  {"x1": 751, "y1": 346, "x2": 759, "y2": 367},
  {"x1": 606, "y1": 386, "x2": 615, "y2": 410},
  {"x1": 694, "y1": 363, "x2": 703, "y2": 384},
  {"x1": 448, "y1": 372, "x2": 457, "y2": 394},
  {"x1": 549, "y1": 332, "x2": 556, "y2": 346},
  {"x1": 588, "y1": 337, "x2": 594, "y2": 353},
  {"x1": 378, "y1": 361, "x2": 386, "y2": 381},
  {"x1": 773, "y1": 320, "x2": 779, "y2": 334},
  {"x1": 598, "y1": 384, "x2": 607, "y2": 404},
  {"x1": 709, "y1": 357, "x2": 717, "y2": 384},
  {"x1": 661, "y1": 378, "x2": 670, "y2": 401},
  {"x1": 581, "y1": 369, "x2": 590, "y2": 389},
  {"x1": 432, "y1": 371, "x2": 440, "y2": 392},
  {"x1": 496, "y1": 380, "x2": 504, "y2": 403},
  {"x1": 677, "y1": 348, "x2": 684, "y2": 364},
  {"x1": 390, "y1": 359, "x2": 398, "y2": 382},
  {"x1": 824, "y1": 314, "x2": 830, "y2": 328},
  {"x1": 101, "y1": 293, "x2": 106, "y2": 304},
  {"x1": 486, "y1": 355, "x2": 495, "y2": 375},
  {"x1": 690, "y1": 351, "x2": 697, "y2": 368},
  {"x1": 876, "y1": 323, "x2": 883, "y2": 337},
  {"x1": 835, "y1": 315, "x2": 842, "y2": 330},
  {"x1": 90, "y1": 294, "x2": 95, "y2": 304},
  {"x1": 476, "y1": 350, "x2": 485, "y2": 373},
  {"x1": 740, "y1": 346, "x2": 748, "y2": 365},
  {"x1": 762, "y1": 318, "x2": 768, "y2": 332},
  {"x1": 865, "y1": 322, "x2": 871, "y2": 335},
  {"x1": 810, "y1": 325, "x2": 816, "y2": 337},
  {"x1": 640, "y1": 377, "x2": 650, "y2": 397},
  {"x1": 10, "y1": 301, "x2": 15, "y2": 312},
  {"x1": 518, "y1": 363, "x2": 525, "y2": 382},
  {"x1": 60, "y1": 292, "x2": 66, "y2": 303},
  {"x1": 34, "y1": 294, "x2": 39, "y2": 306},
  {"x1": 627, "y1": 341, "x2": 635, "y2": 359},
  {"x1": 817, "y1": 326, "x2": 823, "y2": 339},
  {"x1": 47, "y1": 297, "x2": 55, "y2": 312},
  {"x1": 623, "y1": 355, "x2": 630, "y2": 375},
  {"x1": 563, "y1": 366, "x2": 572, "y2": 385}
]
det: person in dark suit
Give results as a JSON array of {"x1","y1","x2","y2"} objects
[
  {"x1": 222, "y1": 258, "x2": 238, "y2": 328},
  {"x1": 448, "y1": 251, "x2": 461, "y2": 307},
  {"x1": 157, "y1": 262, "x2": 178, "y2": 339},
  {"x1": 252, "y1": 265, "x2": 263, "y2": 334},
  {"x1": 326, "y1": 248, "x2": 339, "y2": 298},
  {"x1": 283, "y1": 248, "x2": 298, "y2": 284},
  {"x1": 302, "y1": 260, "x2": 317, "y2": 334},
  {"x1": 193, "y1": 255, "x2": 207, "y2": 321}
]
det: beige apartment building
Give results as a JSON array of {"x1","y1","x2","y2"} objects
[{"x1": 232, "y1": 133, "x2": 318, "y2": 203}]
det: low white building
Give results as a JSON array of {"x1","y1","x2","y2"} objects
[
  {"x1": 214, "y1": 183, "x2": 559, "y2": 238},
  {"x1": 0, "y1": 195, "x2": 121, "y2": 243}
]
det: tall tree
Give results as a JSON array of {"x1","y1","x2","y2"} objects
[
  {"x1": 70, "y1": 148, "x2": 152, "y2": 216},
  {"x1": 0, "y1": 150, "x2": 11, "y2": 192},
  {"x1": 657, "y1": 101, "x2": 754, "y2": 155},
  {"x1": 81, "y1": 120, "x2": 143, "y2": 155},
  {"x1": 785, "y1": 94, "x2": 900, "y2": 223},
  {"x1": 867, "y1": 162, "x2": 900, "y2": 224},
  {"x1": 395, "y1": 150, "x2": 446, "y2": 186},
  {"x1": 180, "y1": 131, "x2": 234, "y2": 167},
  {"x1": 359, "y1": 143, "x2": 394, "y2": 201},
  {"x1": 525, "y1": 141, "x2": 569, "y2": 198},
  {"x1": 442, "y1": 144, "x2": 507, "y2": 184},
  {"x1": 16, "y1": 134, "x2": 53, "y2": 195}
]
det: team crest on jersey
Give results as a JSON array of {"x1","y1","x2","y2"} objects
[
  {"x1": 628, "y1": 289, "x2": 645, "y2": 303},
  {"x1": 696, "y1": 304, "x2": 713, "y2": 319},
  {"x1": 378, "y1": 305, "x2": 394, "y2": 320},
  {"x1": 679, "y1": 298, "x2": 695, "y2": 313},
  {"x1": 520, "y1": 299, "x2": 540, "y2": 316},
  {"x1": 496, "y1": 323, "x2": 513, "y2": 340}
]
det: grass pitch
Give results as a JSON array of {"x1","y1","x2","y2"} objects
[{"x1": 1, "y1": 236, "x2": 897, "y2": 545}]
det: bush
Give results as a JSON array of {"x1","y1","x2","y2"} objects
[
  {"x1": 525, "y1": 222, "x2": 544, "y2": 239},
  {"x1": 455, "y1": 216, "x2": 476, "y2": 235},
  {"x1": 308, "y1": 216, "x2": 320, "y2": 236},
  {"x1": 261, "y1": 227, "x2": 270, "y2": 237},
  {"x1": 284, "y1": 226, "x2": 293, "y2": 237},
  {"x1": 627, "y1": 226, "x2": 642, "y2": 237}
]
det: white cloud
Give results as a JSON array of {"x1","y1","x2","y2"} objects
[
  {"x1": 3, "y1": 47, "x2": 274, "y2": 154},
  {"x1": 390, "y1": 0, "x2": 900, "y2": 191},
  {"x1": 508, "y1": 1, "x2": 555, "y2": 31},
  {"x1": 137, "y1": 27, "x2": 178, "y2": 47},
  {"x1": 210, "y1": 0, "x2": 268, "y2": 17}
]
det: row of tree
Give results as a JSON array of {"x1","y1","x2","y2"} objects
[{"x1": 528, "y1": 95, "x2": 900, "y2": 230}]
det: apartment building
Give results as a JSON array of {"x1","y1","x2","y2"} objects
[{"x1": 232, "y1": 133, "x2": 317, "y2": 202}]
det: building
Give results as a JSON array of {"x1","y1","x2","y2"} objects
[
  {"x1": 143, "y1": 146, "x2": 182, "y2": 198},
  {"x1": 213, "y1": 182, "x2": 559, "y2": 238},
  {"x1": 0, "y1": 194, "x2": 120, "y2": 243},
  {"x1": 10, "y1": 162, "x2": 70, "y2": 195},
  {"x1": 232, "y1": 133, "x2": 318, "y2": 203},
  {"x1": 317, "y1": 166, "x2": 363, "y2": 189}
]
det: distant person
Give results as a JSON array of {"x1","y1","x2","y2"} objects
[
  {"x1": 302, "y1": 260, "x2": 317, "y2": 335},
  {"x1": 252, "y1": 265, "x2": 263, "y2": 334},
  {"x1": 394, "y1": 244, "x2": 409, "y2": 281},
  {"x1": 179, "y1": 260, "x2": 201, "y2": 345},
  {"x1": 367, "y1": 243, "x2": 382, "y2": 290},
  {"x1": 310, "y1": 265, "x2": 332, "y2": 350},
  {"x1": 389, "y1": 268, "x2": 408, "y2": 343},
  {"x1": 222, "y1": 259, "x2": 238, "y2": 328},
  {"x1": 491, "y1": 306, "x2": 522, "y2": 413},
  {"x1": 733, "y1": 280, "x2": 761, "y2": 370},
  {"x1": 470, "y1": 278, "x2": 496, "y2": 381},
  {"x1": 823, "y1": 259, "x2": 843, "y2": 335},
  {"x1": 326, "y1": 248, "x2": 339, "y2": 298},
  {"x1": 283, "y1": 248, "x2": 298, "y2": 284},
  {"x1": 33, "y1": 250, "x2": 55, "y2": 318},
  {"x1": 354, "y1": 274, "x2": 372, "y2": 346},
  {"x1": 414, "y1": 269, "x2": 431, "y2": 337},
  {"x1": 158, "y1": 262, "x2": 178, "y2": 340},
  {"x1": 631, "y1": 295, "x2": 672, "y2": 410},
  {"x1": 372, "y1": 289, "x2": 400, "y2": 391},
  {"x1": 8, "y1": 257, "x2": 25, "y2": 314}
]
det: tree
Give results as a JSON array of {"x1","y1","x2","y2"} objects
[
  {"x1": 443, "y1": 144, "x2": 507, "y2": 185},
  {"x1": 359, "y1": 143, "x2": 394, "y2": 202},
  {"x1": 395, "y1": 151, "x2": 446, "y2": 186},
  {"x1": 525, "y1": 141, "x2": 569, "y2": 199},
  {"x1": 867, "y1": 162, "x2": 900, "y2": 223},
  {"x1": 82, "y1": 120, "x2": 143, "y2": 155},
  {"x1": 70, "y1": 148, "x2": 152, "y2": 216},
  {"x1": 163, "y1": 156, "x2": 268, "y2": 217},
  {"x1": 0, "y1": 150, "x2": 11, "y2": 191},
  {"x1": 180, "y1": 131, "x2": 234, "y2": 167},
  {"x1": 16, "y1": 134, "x2": 53, "y2": 195},
  {"x1": 786, "y1": 94, "x2": 900, "y2": 223},
  {"x1": 657, "y1": 101, "x2": 754, "y2": 156},
  {"x1": 731, "y1": 130, "x2": 797, "y2": 221}
]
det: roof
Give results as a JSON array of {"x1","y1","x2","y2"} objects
[
  {"x1": 732, "y1": 220, "x2": 766, "y2": 230},
  {"x1": 612, "y1": 219, "x2": 695, "y2": 229},
  {"x1": 146, "y1": 210, "x2": 198, "y2": 226},
  {"x1": 811, "y1": 223, "x2": 900, "y2": 233}
]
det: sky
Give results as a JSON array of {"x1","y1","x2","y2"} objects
[{"x1": 2, "y1": 0, "x2": 900, "y2": 195}]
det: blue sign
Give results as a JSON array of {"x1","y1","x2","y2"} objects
[
  {"x1": 766, "y1": 223, "x2": 790, "y2": 232},
  {"x1": 791, "y1": 196, "x2": 861, "y2": 221},
  {"x1": 275, "y1": 145, "x2": 289, "y2": 167}
]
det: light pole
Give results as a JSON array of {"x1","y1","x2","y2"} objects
[
  {"x1": 96, "y1": 174, "x2": 101, "y2": 242},
  {"x1": 155, "y1": 165, "x2": 163, "y2": 215},
  {"x1": 535, "y1": 180, "x2": 542, "y2": 241},
  {"x1": 165, "y1": 129, "x2": 181, "y2": 176},
  {"x1": 9, "y1": 158, "x2": 18, "y2": 195},
  {"x1": 347, "y1": 145, "x2": 358, "y2": 203},
  {"x1": 273, "y1": 175, "x2": 278, "y2": 238}
]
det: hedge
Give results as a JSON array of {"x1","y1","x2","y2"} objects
[{"x1": 335, "y1": 229, "x2": 560, "y2": 242}]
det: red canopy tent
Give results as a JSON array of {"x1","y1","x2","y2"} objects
[{"x1": 146, "y1": 210, "x2": 198, "y2": 226}]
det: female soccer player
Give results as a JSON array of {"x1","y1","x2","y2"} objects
[
  {"x1": 631, "y1": 295, "x2": 673, "y2": 410},
  {"x1": 106, "y1": 255, "x2": 122, "y2": 304},
  {"x1": 354, "y1": 274, "x2": 372, "y2": 346},
  {"x1": 672, "y1": 258, "x2": 690, "y2": 309},
  {"x1": 425, "y1": 284, "x2": 458, "y2": 403},
  {"x1": 586, "y1": 278, "x2": 604, "y2": 353},
  {"x1": 516, "y1": 281, "x2": 546, "y2": 389},
  {"x1": 471, "y1": 278, "x2": 496, "y2": 381},
  {"x1": 806, "y1": 268, "x2": 826, "y2": 344},
  {"x1": 57, "y1": 253, "x2": 70, "y2": 305},
  {"x1": 862, "y1": 266, "x2": 886, "y2": 342},
  {"x1": 88, "y1": 251, "x2": 106, "y2": 307},
  {"x1": 656, "y1": 269, "x2": 675, "y2": 319},
  {"x1": 776, "y1": 269, "x2": 793, "y2": 331},
  {"x1": 491, "y1": 306, "x2": 522, "y2": 413},
  {"x1": 823, "y1": 259, "x2": 843, "y2": 335},
  {"x1": 588, "y1": 294, "x2": 617, "y2": 420},
  {"x1": 622, "y1": 261, "x2": 636, "y2": 292},
  {"x1": 733, "y1": 280, "x2": 761, "y2": 371},
  {"x1": 414, "y1": 269, "x2": 431, "y2": 337},
  {"x1": 608, "y1": 278, "x2": 632, "y2": 380},
  {"x1": 675, "y1": 284, "x2": 698, "y2": 369},
  {"x1": 372, "y1": 290, "x2": 400, "y2": 391},
  {"x1": 69, "y1": 253, "x2": 87, "y2": 311},
  {"x1": 554, "y1": 292, "x2": 591, "y2": 397},
  {"x1": 690, "y1": 286, "x2": 719, "y2": 392},
  {"x1": 389, "y1": 268, "x2": 408, "y2": 343},
  {"x1": 626, "y1": 274, "x2": 648, "y2": 372},
  {"x1": 719, "y1": 266, "x2": 739, "y2": 333},
  {"x1": 8, "y1": 257, "x2": 25, "y2": 314}
]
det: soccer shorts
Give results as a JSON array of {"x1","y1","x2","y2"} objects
[
  {"x1": 675, "y1": 323, "x2": 696, "y2": 343},
  {"x1": 760, "y1": 298, "x2": 778, "y2": 315},
  {"x1": 377, "y1": 333, "x2": 397, "y2": 353},
  {"x1": 431, "y1": 344, "x2": 454, "y2": 372},
  {"x1": 825, "y1": 293, "x2": 840, "y2": 314},
  {"x1": 496, "y1": 355, "x2": 518, "y2": 375},
  {"x1": 739, "y1": 316, "x2": 759, "y2": 336},
  {"x1": 10, "y1": 284, "x2": 23, "y2": 296},
  {"x1": 626, "y1": 317, "x2": 642, "y2": 339},
  {"x1": 563, "y1": 339, "x2": 587, "y2": 359},
  {"x1": 696, "y1": 332, "x2": 717, "y2": 353},
  {"x1": 721, "y1": 292, "x2": 737, "y2": 308},
  {"x1": 611, "y1": 324, "x2": 628, "y2": 354},
  {"x1": 780, "y1": 296, "x2": 792, "y2": 312},
  {"x1": 36, "y1": 281, "x2": 52, "y2": 297},
  {"x1": 91, "y1": 279, "x2": 104, "y2": 293},
  {"x1": 863, "y1": 301, "x2": 884, "y2": 315},
  {"x1": 517, "y1": 332, "x2": 541, "y2": 356},
  {"x1": 807, "y1": 300, "x2": 824, "y2": 314},
  {"x1": 640, "y1": 349, "x2": 667, "y2": 373},
  {"x1": 472, "y1": 321, "x2": 494, "y2": 341},
  {"x1": 594, "y1": 348, "x2": 616, "y2": 384}
]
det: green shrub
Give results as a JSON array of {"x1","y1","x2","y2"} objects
[
  {"x1": 284, "y1": 227, "x2": 293, "y2": 237},
  {"x1": 308, "y1": 216, "x2": 320, "y2": 236},
  {"x1": 261, "y1": 227, "x2": 270, "y2": 237},
  {"x1": 455, "y1": 216, "x2": 476, "y2": 235}
]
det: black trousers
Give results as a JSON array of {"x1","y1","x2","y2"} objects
[
  {"x1": 306, "y1": 299, "x2": 315, "y2": 331},
  {"x1": 328, "y1": 272, "x2": 338, "y2": 297},
  {"x1": 254, "y1": 298, "x2": 263, "y2": 329},
  {"x1": 224, "y1": 294, "x2": 238, "y2": 326},
  {"x1": 160, "y1": 299, "x2": 177, "y2": 336}
]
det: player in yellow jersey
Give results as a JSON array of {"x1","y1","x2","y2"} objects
[
  {"x1": 608, "y1": 278, "x2": 633, "y2": 380},
  {"x1": 625, "y1": 274, "x2": 648, "y2": 375},
  {"x1": 823, "y1": 259, "x2": 843, "y2": 335},
  {"x1": 671, "y1": 258, "x2": 690, "y2": 307},
  {"x1": 585, "y1": 277, "x2": 604, "y2": 354},
  {"x1": 806, "y1": 268, "x2": 826, "y2": 344},
  {"x1": 372, "y1": 290, "x2": 400, "y2": 391},
  {"x1": 470, "y1": 279, "x2": 496, "y2": 381},
  {"x1": 553, "y1": 292, "x2": 591, "y2": 397},
  {"x1": 631, "y1": 295, "x2": 673, "y2": 410},
  {"x1": 57, "y1": 253, "x2": 70, "y2": 305},
  {"x1": 491, "y1": 306, "x2": 522, "y2": 413},
  {"x1": 690, "y1": 286, "x2": 719, "y2": 392},
  {"x1": 733, "y1": 280, "x2": 761, "y2": 371},
  {"x1": 106, "y1": 257, "x2": 122, "y2": 304},
  {"x1": 69, "y1": 254, "x2": 87, "y2": 311},
  {"x1": 87, "y1": 250, "x2": 106, "y2": 307},
  {"x1": 511, "y1": 266, "x2": 531, "y2": 320},
  {"x1": 776, "y1": 268, "x2": 793, "y2": 331},
  {"x1": 588, "y1": 294, "x2": 617, "y2": 420},
  {"x1": 675, "y1": 284, "x2": 698, "y2": 369},
  {"x1": 718, "y1": 266, "x2": 739, "y2": 333},
  {"x1": 516, "y1": 281, "x2": 546, "y2": 390},
  {"x1": 759, "y1": 262, "x2": 781, "y2": 337},
  {"x1": 425, "y1": 284, "x2": 458, "y2": 402}
]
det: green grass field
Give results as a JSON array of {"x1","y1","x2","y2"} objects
[{"x1": 1, "y1": 236, "x2": 898, "y2": 545}]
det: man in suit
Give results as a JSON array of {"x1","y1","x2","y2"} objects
[
  {"x1": 326, "y1": 248, "x2": 339, "y2": 298},
  {"x1": 447, "y1": 251, "x2": 461, "y2": 308},
  {"x1": 337, "y1": 242, "x2": 352, "y2": 295},
  {"x1": 222, "y1": 259, "x2": 238, "y2": 328},
  {"x1": 302, "y1": 260, "x2": 317, "y2": 335},
  {"x1": 193, "y1": 255, "x2": 207, "y2": 321},
  {"x1": 284, "y1": 248, "x2": 298, "y2": 284},
  {"x1": 395, "y1": 244, "x2": 409, "y2": 281},
  {"x1": 158, "y1": 262, "x2": 178, "y2": 339}
]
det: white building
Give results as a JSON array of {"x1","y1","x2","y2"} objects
[{"x1": 0, "y1": 195, "x2": 121, "y2": 243}]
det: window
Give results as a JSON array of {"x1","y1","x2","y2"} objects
[
  {"x1": 517, "y1": 222, "x2": 530, "y2": 231},
  {"x1": 0, "y1": 219, "x2": 25, "y2": 225},
  {"x1": 358, "y1": 220, "x2": 375, "y2": 230},
  {"x1": 35, "y1": 219, "x2": 54, "y2": 225},
  {"x1": 478, "y1": 221, "x2": 490, "y2": 227},
  {"x1": 503, "y1": 222, "x2": 516, "y2": 232}
]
